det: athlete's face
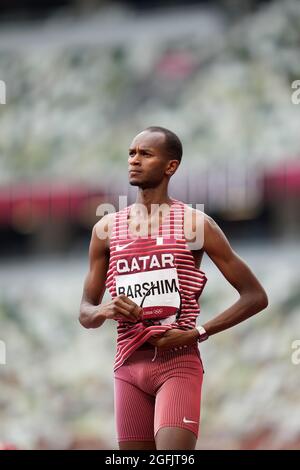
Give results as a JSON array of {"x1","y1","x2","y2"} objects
[{"x1": 128, "y1": 131, "x2": 173, "y2": 188}]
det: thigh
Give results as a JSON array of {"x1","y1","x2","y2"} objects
[
  {"x1": 155, "y1": 427, "x2": 197, "y2": 450},
  {"x1": 119, "y1": 440, "x2": 156, "y2": 450},
  {"x1": 114, "y1": 370, "x2": 155, "y2": 445},
  {"x1": 154, "y1": 361, "x2": 203, "y2": 444}
]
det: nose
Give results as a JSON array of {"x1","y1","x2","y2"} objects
[{"x1": 129, "y1": 152, "x2": 142, "y2": 165}]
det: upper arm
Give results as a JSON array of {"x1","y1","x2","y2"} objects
[
  {"x1": 81, "y1": 214, "x2": 113, "y2": 306},
  {"x1": 203, "y1": 214, "x2": 268, "y2": 300}
]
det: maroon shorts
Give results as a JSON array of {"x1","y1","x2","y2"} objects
[{"x1": 114, "y1": 342, "x2": 204, "y2": 442}]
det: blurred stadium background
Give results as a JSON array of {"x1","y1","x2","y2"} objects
[{"x1": 0, "y1": 0, "x2": 299, "y2": 450}]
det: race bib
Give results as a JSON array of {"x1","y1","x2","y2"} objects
[{"x1": 115, "y1": 268, "x2": 181, "y2": 325}]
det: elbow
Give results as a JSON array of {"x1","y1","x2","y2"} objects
[
  {"x1": 256, "y1": 289, "x2": 269, "y2": 311},
  {"x1": 241, "y1": 288, "x2": 269, "y2": 313},
  {"x1": 78, "y1": 311, "x2": 91, "y2": 329}
]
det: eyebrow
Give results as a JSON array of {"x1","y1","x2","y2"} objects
[{"x1": 128, "y1": 147, "x2": 154, "y2": 153}]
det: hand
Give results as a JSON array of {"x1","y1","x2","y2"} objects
[
  {"x1": 147, "y1": 328, "x2": 199, "y2": 351},
  {"x1": 103, "y1": 295, "x2": 143, "y2": 323}
]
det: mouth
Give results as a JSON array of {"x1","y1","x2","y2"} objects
[{"x1": 129, "y1": 170, "x2": 142, "y2": 175}]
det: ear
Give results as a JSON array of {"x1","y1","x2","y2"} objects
[{"x1": 166, "y1": 160, "x2": 179, "y2": 176}]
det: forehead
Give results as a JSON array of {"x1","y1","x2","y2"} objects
[{"x1": 129, "y1": 131, "x2": 165, "y2": 150}]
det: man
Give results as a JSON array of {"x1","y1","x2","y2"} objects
[{"x1": 79, "y1": 126, "x2": 268, "y2": 450}]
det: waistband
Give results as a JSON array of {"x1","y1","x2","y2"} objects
[{"x1": 135, "y1": 341, "x2": 199, "y2": 355}]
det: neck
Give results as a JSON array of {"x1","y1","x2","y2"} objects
[{"x1": 134, "y1": 188, "x2": 173, "y2": 214}]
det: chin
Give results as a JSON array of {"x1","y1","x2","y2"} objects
[
  {"x1": 129, "y1": 176, "x2": 145, "y2": 186},
  {"x1": 129, "y1": 180, "x2": 140, "y2": 187}
]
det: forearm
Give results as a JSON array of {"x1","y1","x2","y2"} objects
[
  {"x1": 79, "y1": 301, "x2": 106, "y2": 329},
  {"x1": 202, "y1": 291, "x2": 268, "y2": 337},
  {"x1": 147, "y1": 325, "x2": 200, "y2": 348}
]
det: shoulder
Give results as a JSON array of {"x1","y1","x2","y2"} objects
[
  {"x1": 182, "y1": 204, "x2": 212, "y2": 248},
  {"x1": 182, "y1": 203, "x2": 212, "y2": 232},
  {"x1": 181, "y1": 203, "x2": 231, "y2": 252}
]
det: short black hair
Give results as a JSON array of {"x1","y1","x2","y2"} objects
[{"x1": 144, "y1": 126, "x2": 182, "y2": 163}]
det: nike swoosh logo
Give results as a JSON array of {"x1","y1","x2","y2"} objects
[
  {"x1": 183, "y1": 417, "x2": 197, "y2": 424},
  {"x1": 115, "y1": 241, "x2": 135, "y2": 251}
]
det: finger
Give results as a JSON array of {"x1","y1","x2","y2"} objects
[
  {"x1": 116, "y1": 299, "x2": 140, "y2": 320},
  {"x1": 133, "y1": 304, "x2": 143, "y2": 318},
  {"x1": 124, "y1": 302, "x2": 143, "y2": 319},
  {"x1": 119, "y1": 295, "x2": 137, "y2": 307},
  {"x1": 119, "y1": 296, "x2": 143, "y2": 317},
  {"x1": 114, "y1": 304, "x2": 139, "y2": 322}
]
